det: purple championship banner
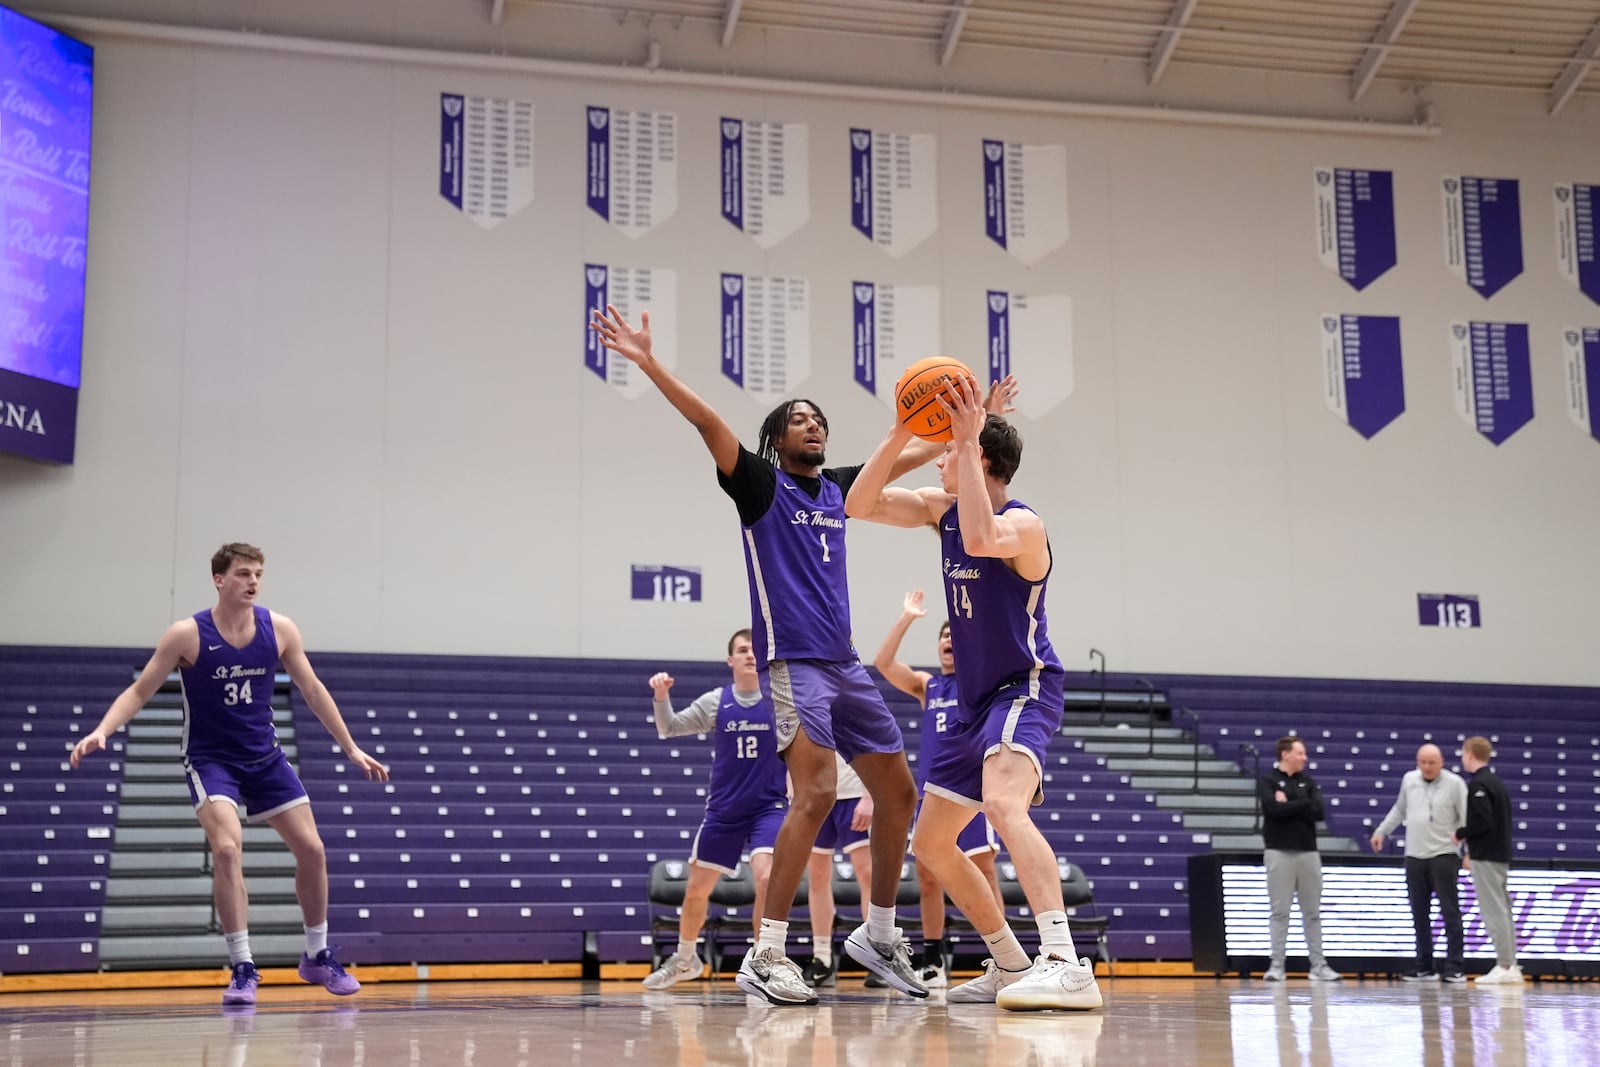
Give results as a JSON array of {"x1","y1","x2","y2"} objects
[
  {"x1": 1444, "y1": 176, "x2": 1522, "y2": 299},
  {"x1": 720, "y1": 273, "x2": 744, "y2": 388},
  {"x1": 1566, "y1": 327, "x2": 1600, "y2": 442},
  {"x1": 982, "y1": 140, "x2": 1007, "y2": 249},
  {"x1": 987, "y1": 291, "x2": 1010, "y2": 380},
  {"x1": 586, "y1": 106, "x2": 611, "y2": 221},
  {"x1": 1452, "y1": 321, "x2": 1534, "y2": 445},
  {"x1": 438, "y1": 93, "x2": 464, "y2": 211},
  {"x1": 1556, "y1": 183, "x2": 1600, "y2": 306},
  {"x1": 849, "y1": 129, "x2": 873, "y2": 241},
  {"x1": 1418, "y1": 593, "x2": 1480, "y2": 629},
  {"x1": 851, "y1": 282, "x2": 876, "y2": 393},
  {"x1": 720, "y1": 119, "x2": 743, "y2": 232},
  {"x1": 583, "y1": 265, "x2": 609, "y2": 380},
  {"x1": 1315, "y1": 167, "x2": 1397, "y2": 292},
  {"x1": 1321, "y1": 314, "x2": 1405, "y2": 439},
  {"x1": 0, "y1": 9, "x2": 94, "y2": 464},
  {"x1": 631, "y1": 565, "x2": 702, "y2": 603}
]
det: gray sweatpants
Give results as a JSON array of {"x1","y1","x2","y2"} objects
[
  {"x1": 1471, "y1": 860, "x2": 1518, "y2": 968},
  {"x1": 1265, "y1": 848, "x2": 1325, "y2": 967}
]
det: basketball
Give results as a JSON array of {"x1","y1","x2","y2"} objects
[{"x1": 894, "y1": 356, "x2": 975, "y2": 442}]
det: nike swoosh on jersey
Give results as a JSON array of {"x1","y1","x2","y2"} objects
[{"x1": 208, "y1": 644, "x2": 223, "y2": 651}]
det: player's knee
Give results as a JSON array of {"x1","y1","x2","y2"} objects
[
  {"x1": 982, "y1": 793, "x2": 1032, "y2": 835},
  {"x1": 289, "y1": 834, "x2": 327, "y2": 867},
  {"x1": 790, "y1": 782, "x2": 835, "y2": 821},
  {"x1": 211, "y1": 839, "x2": 243, "y2": 871}
]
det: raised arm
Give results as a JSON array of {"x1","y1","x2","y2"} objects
[
  {"x1": 872, "y1": 591, "x2": 933, "y2": 704},
  {"x1": 879, "y1": 373, "x2": 1020, "y2": 482},
  {"x1": 590, "y1": 305, "x2": 742, "y2": 476},
  {"x1": 276, "y1": 614, "x2": 389, "y2": 781},
  {"x1": 70, "y1": 620, "x2": 194, "y2": 768},
  {"x1": 944, "y1": 374, "x2": 1048, "y2": 568},
  {"x1": 844, "y1": 420, "x2": 947, "y2": 528},
  {"x1": 649, "y1": 673, "x2": 720, "y2": 738}
]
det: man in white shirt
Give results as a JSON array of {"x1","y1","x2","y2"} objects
[{"x1": 1371, "y1": 743, "x2": 1469, "y2": 982}]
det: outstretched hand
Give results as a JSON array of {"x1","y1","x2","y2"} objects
[
  {"x1": 69, "y1": 730, "x2": 107, "y2": 769},
  {"x1": 984, "y1": 373, "x2": 1019, "y2": 416},
  {"x1": 590, "y1": 304, "x2": 653, "y2": 365},
  {"x1": 346, "y1": 747, "x2": 390, "y2": 782},
  {"x1": 902, "y1": 590, "x2": 927, "y2": 618}
]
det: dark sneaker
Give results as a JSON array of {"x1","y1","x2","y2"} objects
[
  {"x1": 222, "y1": 961, "x2": 259, "y2": 1006},
  {"x1": 1400, "y1": 969, "x2": 1439, "y2": 982},
  {"x1": 844, "y1": 924, "x2": 928, "y2": 999},
  {"x1": 299, "y1": 947, "x2": 361, "y2": 996},
  {"x1": 1441, "y1": 969, "x2": 1467, "y2": 984},
  {"x1": 800, "y1": 956, "x2": 835, "y2": 988}
]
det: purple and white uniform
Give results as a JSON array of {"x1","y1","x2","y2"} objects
[
  {"x1": 924, "y1": 500, "x2": 1065, "y2": 809},
  {"x1": 655, "y1": 685, "x2": 788, "y2": 876},
  {"x1": 179, "y1": 606, "x2": 309, "y2": 821},
  {"x1": 811, "y1": 755, "x2": 871, "y2": 856},
  {"x1": 719, "y1": 446, "x2": 904, "y2": 760},
  {"x1": 914, "y1": 673, "x2": 1000, "y2": 855}
]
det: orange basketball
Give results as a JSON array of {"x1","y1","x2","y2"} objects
[{"x1": 894, "y1": 356, "x2": 975, "y2": 442}]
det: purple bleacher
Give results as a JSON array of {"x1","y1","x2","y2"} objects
[{"x1": 0, "y1": 648, "x2": 131, "y2": 973}]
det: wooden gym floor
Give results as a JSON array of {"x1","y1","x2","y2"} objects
[{"x1": 1, "y1": 972, "x2": 1596, "y2": 1066}]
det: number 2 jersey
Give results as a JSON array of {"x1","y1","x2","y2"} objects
[
  {"x1": 939, "y1": 499, "x2": 1064, "y2": 719},
  {"x1": 178, "y1": 605, "x2": 281, "y2": 764}
]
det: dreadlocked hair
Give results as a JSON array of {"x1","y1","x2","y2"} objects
[{"x1": 756, "y1": 399, "x2": 829, "y2": 465}]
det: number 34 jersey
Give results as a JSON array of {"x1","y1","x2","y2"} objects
[{"x1": 179, "y1": 605, "x2": 282, "y2": 764}]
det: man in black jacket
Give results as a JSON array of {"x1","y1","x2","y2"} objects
[
  {"x1": 1456, "y1": 736, "x2": 1521, "y2": 985},
  {"x1": 1259, "y1": 736, "x2": 1340, "y2": 981}
]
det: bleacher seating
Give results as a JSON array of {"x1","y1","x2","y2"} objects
[
  {"x1": 5, "y1": 647, "x2": 1597, "y2": 972},
  {"x1": 1162, "y1": 674, "x2": 1600, "y2": 859},
  {"x1": 0, "y1": 647, "x2": 135, "y2": 973}
]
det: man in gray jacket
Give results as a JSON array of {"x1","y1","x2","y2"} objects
[{"x1": 1371, "y1": 743, "x2": 1469, "y2": 982}]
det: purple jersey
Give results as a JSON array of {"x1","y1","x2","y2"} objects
[
  {"x1": 741, "y1": 471, "x2": 855, "y2": 667},
  {"x1": 706, "y1": 689, "x2": 788, "y2": 818},
  {"x1": 917, "y1": 672, "x2": 964, "y2": 790},
  {"x1": 179, "y1": 606, "x2": 280, "y2": 764},
  {"x1": 939, "y1": 500, "x2": 1063, "y2": 717}
]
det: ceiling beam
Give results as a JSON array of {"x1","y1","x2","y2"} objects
[
  {"x1": 1351, "y1": 0, "x2": 1421, "y2": 101},
  {"x1": 1148, "y1": 0, "x2": 1198, "y2": 85},
  {"x1": 489, "y1": 0, "x2": 504, "y2": 27},
  {"x1": 1550, "y1": 17, "x2": 1600, "y2": 115},
  {"x1": 939, "y1": 0, "x2": 974, "y2": 67},
  {"x1": 721, "y1": 0, "x2": 743, "y2": 48}
]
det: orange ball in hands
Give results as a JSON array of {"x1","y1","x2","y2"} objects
[{"x1": 894, "y1": 356, "x2": 975, "y2": 442}]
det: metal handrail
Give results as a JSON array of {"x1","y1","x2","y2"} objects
[
  {"x1": 1239, "y1": 742, "x2": 1263, "y2": 833},
  {"x1": 1176, "y1": 706, "x2": 1201, "y2": 792},
  {"x1": 1136, "y1": 679, "x2": 1156, "y2": 754},
  {"x1": 1089, "y1": 648, "x2": 1106, "y2": 725}
]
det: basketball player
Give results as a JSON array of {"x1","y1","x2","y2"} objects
[
  {"x1": 590, "y1": 304, "x2": 947, "y2": 1005},
  {"x1": 801, "y1": 753, "x2": 874, "y2": 987},
  {"x1": 873, "y1": 590, "x2": 1005, "y2": 988},
  {"x1": 70, "y1": 543, "x2": 387, "y2": 1006},
  {"x1": 641, "y1": 629, "x2": 788, "y2": 990},
  {"x1": 845, "y1": 375, "x2": 1103, "y2": 1011}
]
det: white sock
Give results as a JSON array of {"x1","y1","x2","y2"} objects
[
  {"x1": 304, "y1": 922, "x2": 329, "y2": 958},
  {"x1": 866, "y1": 902, "x2": 897, "y2": 944},
  {"x1": 224, "y1": 930, "x2": 252, "y2": 966},
  {"x1": 1036, "y1": 910, "x2": 1073, "y2": 960},
  {"x1": 678, "y1": 939, "x2": 703, "y2": 962},
  {"x1": 757, "y1": 918, "x2": 789, "y2": 953},
  {"x1": 814, "y1": 942, "x2": 832, "y2": 966},
  {"x1": 981, "y1": 924, "x2": 1031, "y2": 972}
]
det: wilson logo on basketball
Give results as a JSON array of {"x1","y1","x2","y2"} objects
[{"x1": 898, "y1": 374, "x2": 954, "y2": 411}]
